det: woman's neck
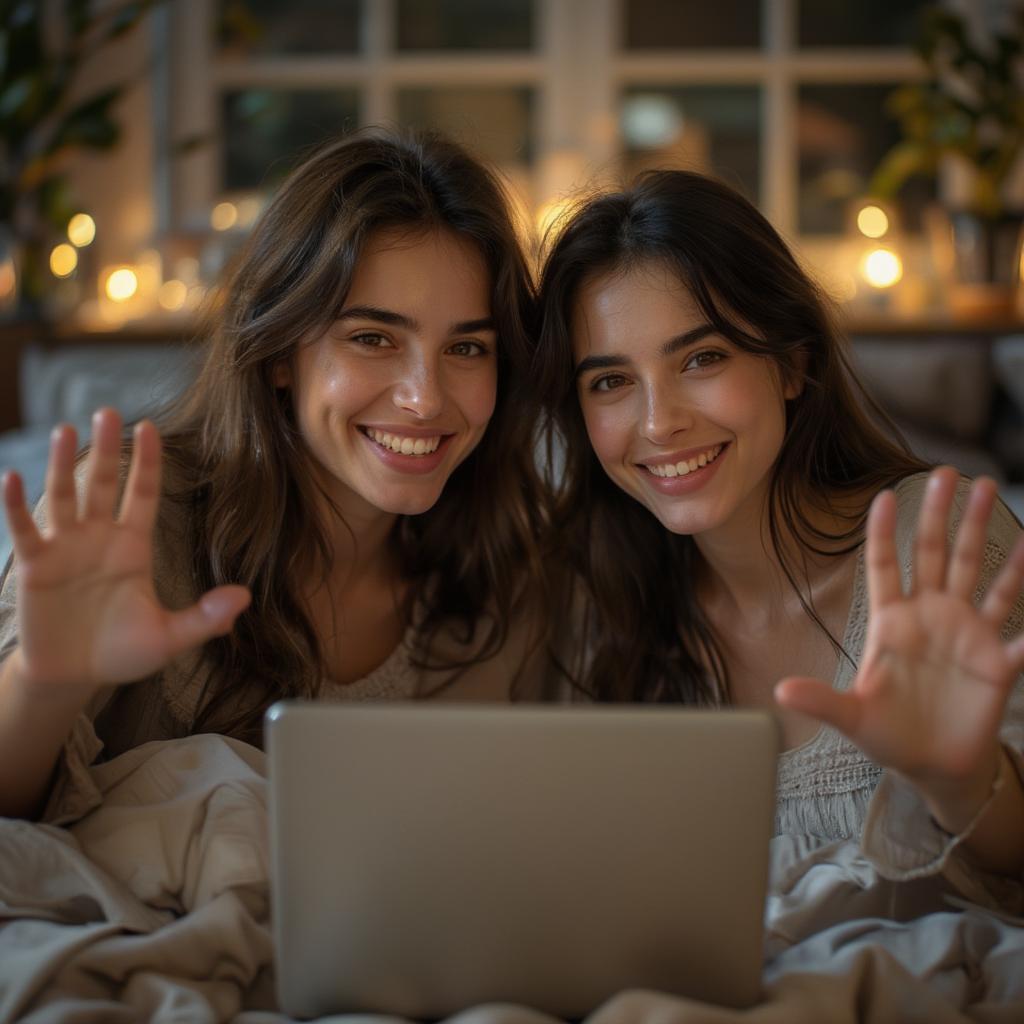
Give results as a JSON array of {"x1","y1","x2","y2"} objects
[{"x1": 693, "y1": 486, "x2": 861, "y2": 626}]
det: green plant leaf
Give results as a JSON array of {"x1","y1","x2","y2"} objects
[{"x1": 868, "y1": 141, "x2": 936, "y2": 198}]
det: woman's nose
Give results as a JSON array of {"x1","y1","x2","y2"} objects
[
  {"x1": 640, "y1": 382, "x2": 692, "y2": 444},
  {"x1": 392, "y1": 360, "x2": 444, "y2": 419}
]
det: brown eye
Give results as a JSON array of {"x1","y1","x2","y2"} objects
[
  {"x1": 351, "y1": 332, "x2": 392, "y2": 348},
  {"x1": 686, "y1": 349, "x2": 725, "y2": 370},
  {"x1": 590, "y1": 373, "x2": 628, "y2": 392},
  {"x1": 448, "y1": 340, "x2": 488, "y2": 357}
]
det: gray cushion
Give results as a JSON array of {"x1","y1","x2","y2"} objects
[
  {"x1": 851, "y1": 338, "x2": 992, "y2": 443},
  {"x1": 20, "y1": 343, "x2": 199, "y2": 428}
]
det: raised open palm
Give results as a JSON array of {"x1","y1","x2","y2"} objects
[
  {"x1": 776, "y1": 467, "x2": 1024, "y2": 811},
  {"x1": 2, "y1": 409, "x2": 250, "y2": 696}
]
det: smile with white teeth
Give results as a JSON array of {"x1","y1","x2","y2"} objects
[
  {"x1": 364, "y1": 427, "x2": 442, "y2": 456},
  {"x1": 644, "y1": 444, "x2": 724, "y2": 478}
]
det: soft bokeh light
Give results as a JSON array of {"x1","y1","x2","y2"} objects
[
  {"x1": 50, "y1": 243, "x2": 78, "y2": 277},
  {"x1": 236, "y1": 196, "x2": 262, "y2": 227},
  {"x1": 0, "y1": 258, "x2": 16, "y2": 301},
  {"x1": 158, "y1": 279, "x2": 188, "y2": 311},
  {"x1": 861, "y1": 248, "x2": 903, "y2": 289},
  {"x1": 67, "y1": 213, "x2": 96, "y2": 247},
  {"x1": 105, "y1": 267, "x2": 139, "y2": 302},
  {"x1": 856, "y1": 205, "x2": 889, "y2": 239},
  {"x1": 211, "y1": 202, "x2": 239, "y2": 231}
]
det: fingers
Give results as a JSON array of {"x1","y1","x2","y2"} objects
[
  {"x1": 774, "y1": 677, "x2": 862, "y2": 738},
  {"x1": 946, "y1": 476, "x2": 998, "y2": 600},
  {"x1": 912, "y1": 467, "x2": 958, "y2": 594},
  {"x1": 119, "y1": 421, "x2": 162, "y2": 535},
  {"x1": 2, "y1": 471, "x2": 44, "y2": 560},
  {"x1": 980, "y1": 533, "x2": 1024, "y2": 629},
  {"x1": 45, "y1": 424, "x2": 79, "y2": 530},
  {"x1": 164, "y1": 586, "x2": 251, "y2": 656},
  {"x1": 866, "y1": 489, "x2": 901, "y2": 615},
  {"x1": 83, "y1": 408, "x2": 124, "y2": 521}
]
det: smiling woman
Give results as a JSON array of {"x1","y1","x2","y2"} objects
[
  {"x1": 536, "y1": 169, "x2": 1024, "y2": 892},
  {"x1": 0, "y1": 129, "x2": 560, "y2": 823}
]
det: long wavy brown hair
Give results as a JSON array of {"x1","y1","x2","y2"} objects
[
  {"x1": 154, "y1": 128, "x2": 549, "y2": 740},
  {"x1": 535, "y1": 170, "x2": 929, "y2": 704}
]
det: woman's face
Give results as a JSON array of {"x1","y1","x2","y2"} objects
[
  {"x1": 279, "y1": 226, "x2": 497, "y2": 521},
  {"x1": 571, "y1": 261, "x2": 798, "y2": 538}
]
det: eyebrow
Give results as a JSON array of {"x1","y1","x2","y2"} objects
[
  {"x1": 574, "y1": 324, "x2": 716, "y2": 378},
  {"x1": 336, "y1": 305, "x2": 496, "y2": 335}
]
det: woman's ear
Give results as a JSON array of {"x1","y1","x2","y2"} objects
[{"x1": 272, "y1": 360, "x2": 291, "y2": 388}]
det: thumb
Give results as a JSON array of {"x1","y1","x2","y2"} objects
[
  {"x1": 774, "y1": 676, "x2": 862, "y2": 738},
  {"x1": 164, "y1": 585, "x2": 252, "y2": 655}
]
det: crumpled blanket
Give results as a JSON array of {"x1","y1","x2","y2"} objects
[{"x1": 2, "y1": 735, "x2": 1023, "y2": 1024}]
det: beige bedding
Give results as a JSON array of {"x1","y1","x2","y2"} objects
[{"x1": 2, "y1": 734, "x2": 1023, "y2": 1023}]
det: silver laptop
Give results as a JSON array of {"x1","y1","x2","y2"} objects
[{"x1": 265, "y1": 703, "x2": 778, "y2": 1020}]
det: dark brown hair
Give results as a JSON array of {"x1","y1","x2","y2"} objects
[
  {"x1": 535, "y1": 170, "x2": 928, "y2": 703},
  {"x1": 157, "y1": 128, "x2": 548, "y2": 739}
]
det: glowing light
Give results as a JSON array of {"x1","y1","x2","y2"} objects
[
  {"x1": 861, "y1": 248, "x2": 903, "y2": 289},
  {"x1": 67, "y1": 213, "x2": 96, "y2": 247},
  {"x1": 49, "y1": 243, "x2": 78, "y2": 277},
  {"x1": 237, "y1": 197, "x2": 262, "y2": 226},
  {"x1": 211, "y1": 202, "x2": 238, "y2": 231},
  {"x1": 0, "y1": 259, "x2": 15, "y2": 301},
  {"x1": 105, "y1": 267, "x2": 139, "y2": 302},
  {"x1": 856, "y1": 205, "x2": 889, "y2": 239},
  {"x1": 158, "y1": 279, "x2": 188, "y2": 311}
]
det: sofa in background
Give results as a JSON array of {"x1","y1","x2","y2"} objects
[{"x1": 0, "y1": 342, "x2": 197, "y2": 563}]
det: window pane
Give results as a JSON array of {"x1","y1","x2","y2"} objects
[
  {"x1": 621, "y1": 87, "x2": 761, "y2": 204},
  {"x1": 624, "y1": 0, "x2": 760, "y2": 49},
  {"x1": 218, "y1": 0, "x2": 361, "y2": 55},
  {"x1": 396, "y1": 0, "x2": 533, "y2": 50},
  {"x1": 798, "y1": 84, "x2": 935, "y2": 234},
  {"x1": 396, "y1": 87, "x2": 535, "y2": 167},
  {"x1": 798, "y1": 0, "x2": 928, "y2": 47},
  {"x1": 223, "y1": 90, "x2": 360, "y2": 192}
]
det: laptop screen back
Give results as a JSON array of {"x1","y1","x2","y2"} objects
[{"x1": 266, "y1": 703, "x2": 778, "y2": 1020}]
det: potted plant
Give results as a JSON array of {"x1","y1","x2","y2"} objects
[
  {"x1": 0, "y1": 0, "x2": 155, "y2": 319},
  {"x1": 869, "y1": 6, "x2": 1024, "y2": 318}
]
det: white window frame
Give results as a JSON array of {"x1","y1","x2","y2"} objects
[{"x1": 161, "y1": 0, "x2": 993, "y2": 242}]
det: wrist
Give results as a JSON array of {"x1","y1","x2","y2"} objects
[
  {"x1": 918, "y1": 745, "x2": 1006, "y2": 838},
  {"x1": 0, "y1": 646, "x2": 99, "y2": 712}
]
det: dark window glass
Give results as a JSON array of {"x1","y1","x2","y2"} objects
[
  {"x1": 396, "y1": 0, "x2": 533, "y2": 50},
  {"x1": 798, "y1": 83, "x2": 935, "y2": 234},
  {"x1": 798, "y1": 0, "x2": 928, "y2": 47},
  {"x1": 624, "y1": 0, "x2": 760, "y2": 49},
  {"x1": 222, "y1": 89, "x2": 360, "y2": 191},
  {"x1": 396, "y1": 87, "x2": 535, "y2": 166},
  {"x1": 218, "y1": 0, "x2": 361, "y2": 55},
  {"x1": 621, "y1": 86, "x2": 761, "y2": 203}
]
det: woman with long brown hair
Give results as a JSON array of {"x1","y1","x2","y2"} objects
[
  {"x1": 0, "y1": 128, "x2": 556, "y2": 822},
  {"x1": 536, "y1": 169, "x2": 1024, "y2": 886}
]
